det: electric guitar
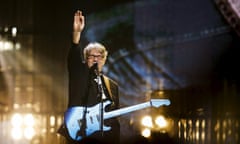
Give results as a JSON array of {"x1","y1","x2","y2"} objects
[{"x1": 64, "y1": 99, "x2": 171, "y2": 141}]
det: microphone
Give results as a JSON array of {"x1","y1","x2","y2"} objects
[{"x1": 92, "y1": 62, "x2": 99, "y2": 75}]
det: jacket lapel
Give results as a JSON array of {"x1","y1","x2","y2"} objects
[{"x1": 103, "y1": 75, "x2": 113, "y2": 100}]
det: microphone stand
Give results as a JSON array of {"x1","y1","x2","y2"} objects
[{"x1": 96, "y1": 68, "x2": 104, "y2": 136}]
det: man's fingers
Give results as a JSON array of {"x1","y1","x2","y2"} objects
[
  {"x1": 74, "y1": 10, "x2": 84, "y2": 22},
  {"x1": 75, "y1": 10, "x2": 82, "y2": 17}
]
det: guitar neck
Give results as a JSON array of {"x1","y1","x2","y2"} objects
[{"x1": 104, "y1": 101, "x2": 151, "y2": 119}]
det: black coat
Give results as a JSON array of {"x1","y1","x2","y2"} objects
[{"x1": 58, "y1": 43, "x2": 120, "y2": 144}]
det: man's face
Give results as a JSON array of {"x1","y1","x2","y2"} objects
[{"x1": 86, "y1": 49, "x2": 106, "y2": 71}]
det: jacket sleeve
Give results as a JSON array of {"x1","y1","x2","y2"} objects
[{"x1": 67, "y1": 43, "x2": 90, "y2": 107}]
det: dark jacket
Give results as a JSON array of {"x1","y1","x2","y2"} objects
[{"x1": 58, "y1": 43, "x2": 120, "y2": 144}]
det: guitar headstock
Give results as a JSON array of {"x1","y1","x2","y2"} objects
[{"x1": 150, "y1": 99, "x2": 171, "y2": 108}]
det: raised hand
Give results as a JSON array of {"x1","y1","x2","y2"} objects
[
  {"x1": 73, "y1": 10, "x2": 85, "y2": 44},
  {"x1": 73, "y1": 10, "x2": 85, "y2": 32}
]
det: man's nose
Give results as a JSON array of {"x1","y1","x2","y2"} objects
[{"x1": 93, "y1": 56, "x2": 100, "y2": 61}]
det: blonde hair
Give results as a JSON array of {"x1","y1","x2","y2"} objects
[{"x1": 83, "y1": 42, "x2": 108, "y2": 60}]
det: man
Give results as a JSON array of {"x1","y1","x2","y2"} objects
[{"x1": 58, "y1": 10, "x2": 120, "y2": 144}]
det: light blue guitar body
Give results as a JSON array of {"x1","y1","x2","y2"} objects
[
  {"x1": 64, "y1": 101, "x2": 112, "y2": 141},
  {"x1": 64, "y1": 99, "x2": 171, "y2": 141}
]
